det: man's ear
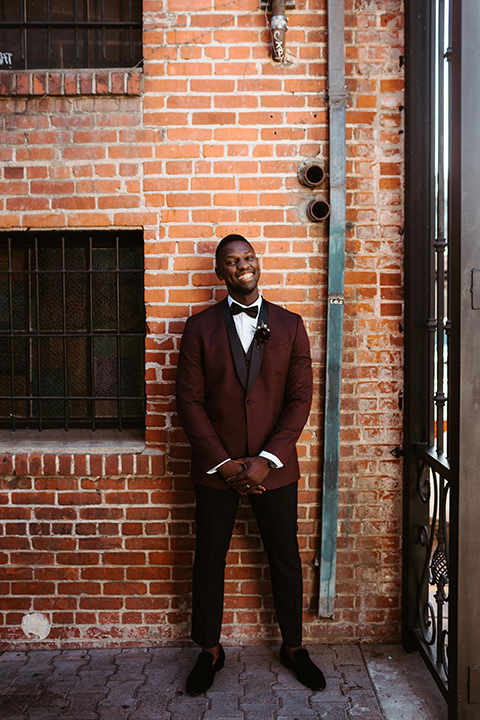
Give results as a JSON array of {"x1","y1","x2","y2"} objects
[{"x1": 215, "y1": 267, "x2": 223, "y2": 281}]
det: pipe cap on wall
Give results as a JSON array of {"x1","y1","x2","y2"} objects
[
  {"x1": 306, "y1": 198, "x2": 330, "y2": 222},
  {"x1": 297, "y1": 159, "x2": 326, "y2": 188}
]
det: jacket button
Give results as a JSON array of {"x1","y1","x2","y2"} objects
[{"x1": 246, "y1": 399, "x2": 253, "y2": 405}]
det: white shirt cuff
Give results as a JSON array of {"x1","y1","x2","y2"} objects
[
  {"x1": 207, "y1": 458, "x2": 232, "y2": 475},
  {"x1": 259, "y1": 451, "x2": 283, "y2": 469}
]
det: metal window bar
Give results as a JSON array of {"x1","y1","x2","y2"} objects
[
  {"x1": 61, "y1": 236, "x2": 69, "y2": 430},
  {"x1": 3, "y1": 0, "x2": 142, "y2": 70},
  {"x1": 407, "y1": 0, "x2": 451, "y2": 698},
  {"x1": 101, "y1": 0, "x2": 106, "y2": 61},
  {"x1": 129, "y1": 0, "x2": 133, "y2": 61},
  {"x1": 0, "y1": 232, "x2": 145, "y2": 431},
  {"x1": 115, "y1": 236, "x2": 122, "y2": 430},
  {"x1": 47, "y1": 0, "x2": 51, "y2": 62},
  {"x1": 7, "y1": 238, "x2": 15, "y2": 430},
  {"x1": 88, "y1": 236, "x2": 96, "y2": 430},
  {"x1": 34, "y1": 237, "x2": 42, "y2": 430},
  {"x1": 75, "y1": 0, "x2": 79, "y2": 61},
  {"x1": 434, "y1": 0, "x2": 448, "y2": 457}
]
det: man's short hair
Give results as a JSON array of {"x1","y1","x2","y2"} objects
[{"x1": 215, "y1": 234, "x2": 254, "y2": 265}]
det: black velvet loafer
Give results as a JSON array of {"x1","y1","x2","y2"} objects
[
  {"x1": 280, "y1": 644, "x2": 326, "y2": 691},
  {"x1": 186, "y1": 644, "x2": 225, "y2": 696}
]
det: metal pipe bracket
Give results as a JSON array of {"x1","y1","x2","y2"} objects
[{"x1": 260, "y1": 1, "x2": 295, "y2": 8}]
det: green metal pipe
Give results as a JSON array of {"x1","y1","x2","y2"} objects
[{"x1": 317, "y1": 0, "x2": 347, "y2": 618}]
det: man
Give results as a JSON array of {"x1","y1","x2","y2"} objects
[{"x1": 175, "y1": 234, "x2": 325, "y2": 695}]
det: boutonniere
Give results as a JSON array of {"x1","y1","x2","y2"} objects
[{"x1": 253, "y1": 321, "x2": 271, "y2": 348}]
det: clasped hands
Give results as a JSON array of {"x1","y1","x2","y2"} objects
[{"x1": 218, "y1": 457, "x2": 270, "y2": 495}]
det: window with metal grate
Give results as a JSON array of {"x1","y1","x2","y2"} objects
[
  {"x1": 0, "y1": 0, "x2": 142, "y2": 70},
  {"x1": 0, "y1": 230, "x2": 145, "y2": 431}
]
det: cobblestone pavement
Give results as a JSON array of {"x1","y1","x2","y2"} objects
[{"x1": 0, "y1": 644, "x2": 445, "y2": 720}]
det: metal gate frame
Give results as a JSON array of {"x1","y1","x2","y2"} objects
[{"x1": 403, "y1": 1, "x2": 480, "y2": 717}]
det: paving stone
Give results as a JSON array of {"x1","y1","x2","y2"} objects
[
  {"x1": 272, "y1": 665, "x2": 307, "y2": 691},
  {"x1": 0, "y1": 652, "x2": 28, "y2": 663},
  {"x1": 97, "y1": 708, "x2": 130, "y2": 720},
  {"x1": 341, "y1": 664, "x2": 375, "y2": 692},
  {"x1": 210, "y1": 670, "x2": 243, "y2": 694},
  {"x1": 115, "y1": 647, "x2": 151, "y2": 677},
  {"x1": 0, "y1": 643, "x2": 451, "y2": 720},
  {"x1": 148, "y1": 647, "x2": 181, "y2": 664},
  {"x1": 85, "y1": 649, "x2": 119, "y2": 670},
  {"x1": 45, "y1": 678, "x2": 77, "y2": 696},
  {"x1": 75, "y1": 666, "x2": 116, "y2": 686},
  {"x1": 27, "y1": 708, "x2": 62, "y2": 720},
  {"x1": 209, "y1": 655, "x2": 244, "y2": 694},
  {"x1": 0, "y1": 695, "x2": 31, "y2": 720},
  {"x1": 62, "y1": 692, "x2": 107, "y2": 718},
  {"x1": 305, "y1": 705, "x2": 350, "y2": 720},
  {"x1": 146, "y1": 648, "x2": 182, "y2": 683},
  {"x1": 242, "y1": 645, "x2": 276, "y2": 657},
  {"x1": 55, "y1": 650, "x2": 90, "y2": 662},
  {"x1": 57, "y1": 709, "x2": 98, "y2": 720},
  {"x1": 333, "y1": 646, "x2": 364, "y2": 666},
  {"x1": 4, "y1": 677, "x2": 43, "y2": 696},
  {"x1": 34, "y1": 687, "x2": 70, "y2": 708},
  {"x1": 240, "y1": 684, "x2": 278, "y2": 704},
  {"x1": 134, "y1": 687, "x2": 176, "y2": 713},
  {"x1": 168, "y1": 691, "x2": 209, "y2": 720},
  {"x1": 306, "y1": 646, "x2": 342, "y2": 679},
  {"x1": 240, "y1": 656, "x2": 277, "y2": 694},
  {"x1": 20, "y1": 651, "x2": 58, "y2": 673},
  {"x1": 345, "y1": 690, "x2": 384, "y2": 720},
  {"x1": 308, "y1": 677, "x2": 344, "y2": 703},
  {"x1": 0, "y1": 662, "x2": 31, "y2": 689},
  {"x1": 128, "y1": 711, "x2": 171, "y2": 720},
  {"x1": 1, "y1": 711, "x2": 31, "y2": 720},
  {"x1": 113, "y1": 657, "x2": 150, "y2": 682},
  {"x1": 241, "y1": 704, "x2": 277, "y2": 720},
  {"x1": 274, "y1": 689, "x2": 316, "y2": 718},
  {"x1": 51, "y1": 655, "x2": 88, "y2": 671},
  {"x1": 100, "y1": 679, "x2": 144, "y2": 708},
  {"x1": 277, "y1": 716, "x2": 320, "y2": 720},
  {"x1": 204, "y1": 691, "x2": 243, "y2": 718},
  {"x1": 119, "y1": 647, "x2": 152, "y2": 659}
]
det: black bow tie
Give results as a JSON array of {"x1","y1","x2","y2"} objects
[{"x1": 230, "y1": 302, "x2": 258, "y2": 319}]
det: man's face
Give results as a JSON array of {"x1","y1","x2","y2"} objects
[{"x1": 215, "y1": 240, "x2": 261, "y2": 303}]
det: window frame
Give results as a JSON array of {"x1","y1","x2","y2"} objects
[
  {"x1": 0, "y1": 230, "x2": 146, "y2": 432},
  {"x1": 0, "y1": 0, "x2": 142, "y2": 71}
]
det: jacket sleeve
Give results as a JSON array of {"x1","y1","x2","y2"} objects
[
  {"x1": 175, "y1": 317, "x2": 230, "y2": 472},
  {"x1": 261, "y1": 315, "x2": 313, "y2": 464}
]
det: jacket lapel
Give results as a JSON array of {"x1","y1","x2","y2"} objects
[
  {"x1": 222, "y1": 299, "x2": 248, "y2": 390},
  {"x1": 246, "y1": 299, "x2": 269, "y2": 394}
]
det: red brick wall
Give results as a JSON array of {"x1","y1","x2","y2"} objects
[{"x1": 0, "y1": 0, "x2": 404, "y2": 648}]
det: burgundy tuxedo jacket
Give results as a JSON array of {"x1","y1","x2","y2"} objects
[{"x1": 175, "y1": 297, "x2": 313, "y2": 490}]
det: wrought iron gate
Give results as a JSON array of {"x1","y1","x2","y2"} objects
[{"x1": 404, "y1": 1, "x2": 480, "y2": 717}]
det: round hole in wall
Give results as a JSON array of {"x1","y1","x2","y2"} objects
[{"x1": 306, "y1": 198, "x2": 330, "y2": 222}]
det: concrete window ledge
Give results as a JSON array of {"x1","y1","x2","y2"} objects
[{"x1": 0, "y1": 428, "x2": 145, "y2": 455}]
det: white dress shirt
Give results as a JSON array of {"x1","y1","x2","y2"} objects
[
  {"x1": 207, "y1": 294, "x2": 283, "y2": 475},
  {"x1": 227, "y1": 294, "x2": 262, "y2": 353}
]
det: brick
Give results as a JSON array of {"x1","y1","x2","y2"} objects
[{"x1": 0, "y1": 0, "x2": 405, "y2": 651}]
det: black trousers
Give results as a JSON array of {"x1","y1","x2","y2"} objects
[{"x1": 191, "y1": 482, "x2": 303, "y2": 648}]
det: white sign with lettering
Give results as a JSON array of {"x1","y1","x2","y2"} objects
[{"x1": 0, "y1": 52, "x2": 13, "y2": 67}]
